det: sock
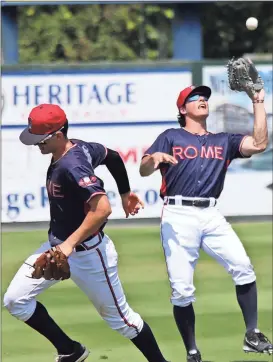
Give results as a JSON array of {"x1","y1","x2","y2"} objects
[
  {"x1": 25, "y1": 301, "x2": 75, "y2": 354},
  {"x1": 236, "y1": 281, "x2": 258, "y2": 332},
  {"x1": 173, "y1": 304, "x2": 197, "y2": 353},
  {"x1": 131, "y1": 321, "x2": 167, "y2": 362}
]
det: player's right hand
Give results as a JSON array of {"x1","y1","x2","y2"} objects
[
  {"x1": 151, "y1": 152, "x2": 178, "y2": 169},
  {"x1": 121, "y1": 191, "x2": 144, "y2": 218}
]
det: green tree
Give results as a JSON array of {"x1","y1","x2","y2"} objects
[
  {"x1": 18, "y1": 2, "x2": 273, "y2": 63},
  {"x1": 18, "y1": 4, "x2": 174, "y2": 63},
  {"x1": 201, "y1": 2, "x2": 273, "y2": 58}
]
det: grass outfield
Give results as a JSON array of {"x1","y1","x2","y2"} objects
[{"x1": 1, "y1": 223, "x2": 272, "y2": 362}]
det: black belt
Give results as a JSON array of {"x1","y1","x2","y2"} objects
[
  {"x1": 75, "y1": 231, "x2": 104, "y2": 252},
  {"x1": 166, "y1": 198, "x2": 216, "y2": 208}
]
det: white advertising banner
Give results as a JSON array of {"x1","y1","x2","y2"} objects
[
  {"x1": 2, "y1": 70, "x2": 191, "y2": 125},
  {"x1": 2, "y1": 67, "x2": 272, "y2": 223},
  {"x1": 2, "y1": 125, "x2": 168, "y2": 222},
  {"x1": 2, "y1": 68, "x2": 192, "y2": 222},
  {"x1": 2, "y1": 124, "x2": 272, "y2": 223}
]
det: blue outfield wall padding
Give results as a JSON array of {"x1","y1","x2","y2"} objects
[
  {"x1": 2, "y1": 6, "x2": 19, "y2": 65},
  {"x1": 172, "y1": 5, "x2": 202, "y2": 61}
]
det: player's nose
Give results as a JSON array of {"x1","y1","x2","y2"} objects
[{"x1": 198, "y1": 99, "x2": 207, "y2": 108}]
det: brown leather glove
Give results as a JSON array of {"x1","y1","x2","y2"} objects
[{"x1": 32, "y1": 246, "x2": 70, "y2": 281}]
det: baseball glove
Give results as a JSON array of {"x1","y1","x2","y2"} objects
[
  {"x1": 227, "y1": 57, "x2": 264, "y2": 98},
  {"x1": 32, "y1": 246, "x2": 70, "y2": 281}
]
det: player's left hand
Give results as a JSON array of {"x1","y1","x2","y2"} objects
[
  {"x1": 121, "y1": 191, "x2": 144, "y2": 218},
  {"x1": 227, "y1": 57, "x2": 264, "y2": 100},
  {"x1": 31, "y1": 246, "x2": 71, "y2": 280}
]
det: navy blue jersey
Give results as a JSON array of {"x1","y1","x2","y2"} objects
[
  {"x1": 144, "y1": 128, "x2": 249, "y2": 199},
  {"x1": 47, "y1": 139, "x2": 107, "y2": 243}
]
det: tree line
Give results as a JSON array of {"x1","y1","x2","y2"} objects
[{"x1": 18, "y1": 2, "x2": 273, "y2": 63}]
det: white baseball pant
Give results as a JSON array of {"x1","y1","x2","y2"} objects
[
  {"x1": 3, "y1": 233, "x2": 143, "y2": 339},
  {"x1": 160, "y1": 202, "x2": 256, "y2": 307}
]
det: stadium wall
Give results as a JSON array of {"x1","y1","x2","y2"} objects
[{"x1": 2, "y1": 61, "x2": 272, "y2": 223}]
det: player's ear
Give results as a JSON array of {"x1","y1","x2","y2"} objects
[
  {"x1": 56, "y1": 132, "x2": 64, "y2": 141},
  {"x1": 179, "y1": 106, "x2": 187, "y2": 115}
]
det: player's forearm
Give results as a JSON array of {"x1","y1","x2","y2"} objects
[
  {"x1": 62, "y1": 209, "x2": 111, "y2": 254},
  {"x1": 103, "y1": 148, "x2": 131, "y2": 194},
  {"x1": 252, "y1": 102, "x2": 268, "y2": 151},
  {"x1": 139, "y1": 156, "x2": 155, "y2": 176}
]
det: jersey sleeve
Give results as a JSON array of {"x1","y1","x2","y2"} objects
[
  {"x1": 67, "y1": 164, "x2": 106, "y2": 203},
  {"x1": 228, "y1": 133, "x2": 250, "y2": 160},
  {"x1": 88, "y1": 142, "x2": 108, "y2": 168},
  {"x1": 144, "y1": 131, "x2": 172, "y2": 156},
  {"x1": 78, "y1": 141, "x2": 107, "y2": 169}
]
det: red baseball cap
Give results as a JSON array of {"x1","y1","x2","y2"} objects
[
  {"x1": 176, "y1": 85, "x2": 211, "y2": 109},
  {"x1": 20, "y1": 104, "x2": 67, "y2": 145}
]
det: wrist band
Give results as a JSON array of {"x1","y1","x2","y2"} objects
[{"x1": 252, "y1": 100, "x2": 264, "y2": 103}]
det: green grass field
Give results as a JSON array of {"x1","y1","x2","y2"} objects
[{"x1": 2, "y1": 223, "x2": 272, "y2": 362}]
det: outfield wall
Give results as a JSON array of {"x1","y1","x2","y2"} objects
[{"x1": 2, "y1": 61, "x2": 272, "y2": 222}]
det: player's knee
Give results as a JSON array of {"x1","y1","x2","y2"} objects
[
  {"x1": 106, "y1": 311, "x2": 144, "y2": 339},
  {"x1": 115, "y1": 319, "x2": 144, "y2": 339},
  {"x1": 3, "y1": 291, "x2": 36, "y2": 321},
  {"x1": 230, "y1": 258, "x2": 256, "y2": 284},
  {"x1": 170, "y1": 284, "x2": 196, "y2": 307},
  {"x1": 3, "y1": 290, "x2": 15, "y2": 313}
]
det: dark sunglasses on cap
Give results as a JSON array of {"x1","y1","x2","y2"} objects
[
  {"x1": 186, "y1": 94, "x2": 209, "y2": 103},
  {"x1": 35, "y1": 126, "x2": 65, "y2": 146}
]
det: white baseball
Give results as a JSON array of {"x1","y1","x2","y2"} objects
[{"x1": 246, "y1": 17, "x2": 258, "y2": 31}]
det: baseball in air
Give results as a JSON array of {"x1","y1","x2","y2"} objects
[{"x1": 246, "y1": 17, "x2": 258, "y2": 31}]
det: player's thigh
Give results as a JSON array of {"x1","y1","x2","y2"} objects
[
  {"x1": 70, "y1": 235, "x2": 143, "y2": 336},
  {"x1": 3, "y1": 241, "x2": 59, "y2": 320},
  {"x1": 161, "y1": 205, "x2": 201, "y2": 302},
  {"x1": 201, "y1": 209, "x2": 255, "y2": 284}
]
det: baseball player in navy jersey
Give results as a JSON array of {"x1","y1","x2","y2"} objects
[
  {"x1": 140, "y1": 85, "x2": 272, "y2": 361},
  {"x1": 3, "y1": 104, "x2": 170, "y2": 362}
]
